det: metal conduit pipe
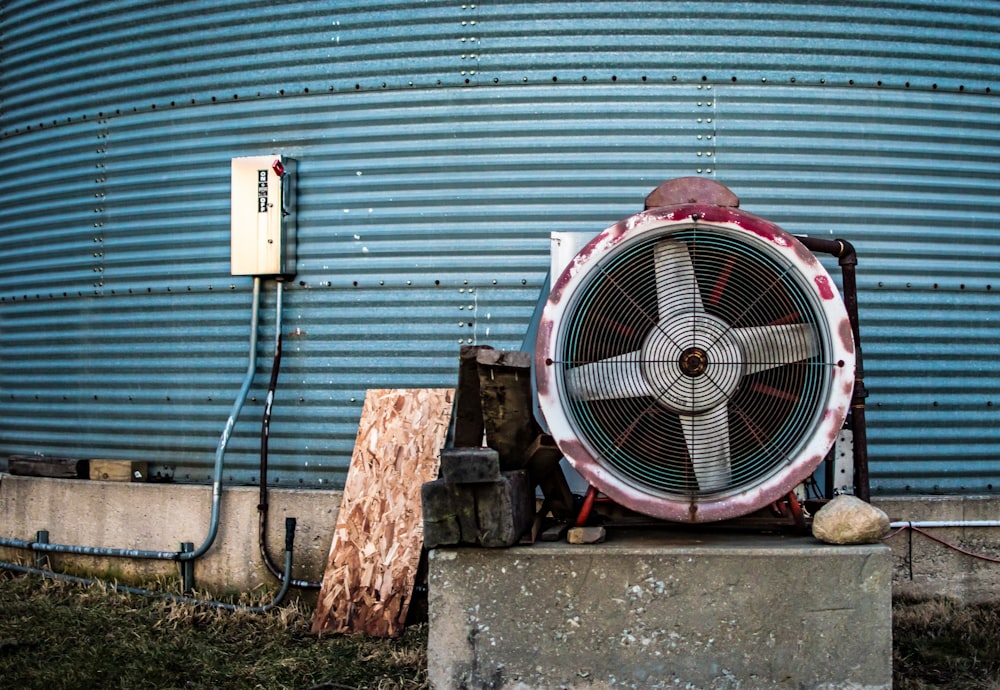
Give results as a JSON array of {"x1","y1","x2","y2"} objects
[
  {"x1": 0, "y1": 517, "x2": 297, "y2": 613},
  {"x1": 0, "y1": 276, "x2": 263, "y2": 562},
  {"x1": 257, "y1": 281, "x2": 321, "y2": 589},
  {"x1": 891, "y1": 520, "x2": 1000, "y2": 529},
  {"x1": 794, "y1": 236, "x2": 871, "y2": 502}
]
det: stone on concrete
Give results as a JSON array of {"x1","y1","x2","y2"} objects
[
  {"x1": 813, "y1": 494, "x2": 890, "y2": 545},
  {"x1": 428, "y1": 531, "x2": 892, "y2": 690}
]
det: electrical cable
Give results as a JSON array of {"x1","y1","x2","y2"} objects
[{"x1": 257, "y1": 280, "x2": 321, "y2": 589}]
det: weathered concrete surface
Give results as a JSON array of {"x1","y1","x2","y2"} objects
[
  {"x1": 0, "y1": 473, "x2": 340, "y2": 596},
  {"x1": 875, "y1": 495, "x2": 1000, "y2": 603},
  {"x1": 428, "y1": 531, "x2": 892, "y2": 690}
]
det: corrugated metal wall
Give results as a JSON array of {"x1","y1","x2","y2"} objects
[{"x1": 1, "y1": 1, "x2": 997, "y2": 493}]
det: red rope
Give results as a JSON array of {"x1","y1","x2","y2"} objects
[{"x1": 883, "y1": 524, "x2": 1000, "y2": 564}]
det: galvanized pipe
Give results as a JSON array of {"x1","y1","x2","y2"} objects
[
  {"x1": 890, "y1": 520, "x2": 1000, "y2": 529},
  {"x1": 0, "y1": 276, "x2": 263, "y2": 562},
  {"x1": 0, "y1": 517, "x2": 297, "y2": 613},
  {"x1": 794, "y1": 236, "x2": 871, "y2": 502}
]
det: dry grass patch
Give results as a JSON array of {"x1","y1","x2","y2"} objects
[
  {"x1": 893, "y1": 596, "x2": 1000, "y2": 689},
  {"x1": 0, "y1": 571, "x2": 427, "y2": 690}
]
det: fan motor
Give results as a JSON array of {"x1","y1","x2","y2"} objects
[{"x1": 535, "y1": 179, "x2": 856, "y2": 523}]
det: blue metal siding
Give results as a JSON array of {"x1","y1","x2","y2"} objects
[
  {"x1": 0, "y1": 1, "x2": 998, "y2": 493},
  {"x1": 0, "y1": 122, "x2": 104, "y2": 297},
  {"x1": 708, "y1": 85, "x2": 1000, "y2": 493},
  {"x1": 472, "y1": 2, "x2": 999, "y2": 88}
]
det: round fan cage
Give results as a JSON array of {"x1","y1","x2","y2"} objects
[{"x1": 537, "y1": 208, "x2": 855, "y2": 523}]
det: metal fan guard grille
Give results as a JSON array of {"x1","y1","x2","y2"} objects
[{"x1": 538, "y1": 212, "x2": 855, "y2": 521}]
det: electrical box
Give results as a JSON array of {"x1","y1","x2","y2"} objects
[{"x1": 230, "y1": 155, "x2": 296, "y2": 277}]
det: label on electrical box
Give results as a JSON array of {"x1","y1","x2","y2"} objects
[{"x1": 257, "y1": 170, "x2": 269, "y2": 213}]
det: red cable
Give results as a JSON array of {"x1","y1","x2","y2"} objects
[
  {"x1": 575, "y1": 485, "x2": 599, "y2": 527},
  {"x1": 883, "y1": 525, "x2": 1000, "y2": 564}
]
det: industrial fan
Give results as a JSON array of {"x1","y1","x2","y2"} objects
[{"x1": 535, "y1": 179, "x2": 856, "y2": 523}]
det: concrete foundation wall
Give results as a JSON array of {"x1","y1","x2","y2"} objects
[
  {"x1": 2, "y1": 474, "x2": 1000, "y2": 605},
  {"x1": 873, "y1": 495, "x2": 1000, "y2": 603},
  {"x1": 0, "y1": 473, "x2": 340, "y2": 596},
  {"x1": 428, "y1": 533, "x2": 893, "y2": 690}
]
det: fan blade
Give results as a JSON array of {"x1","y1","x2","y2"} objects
[
  {"x1": 564, "y1": 350, "x2": 654, "y2": 401},
  {"x1": 734, "y1": 323, "x2": 819, "y2": 374},
  {"x1": 679, "y1": 404, "x2": 732, "y2": 493},
  {"x1": 654, "y1": 239, "x2": 704, "y2": 318}
]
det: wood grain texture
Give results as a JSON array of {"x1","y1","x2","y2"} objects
[
  {"x1": 311, "y1": 388, "x2": 454, "y2": 637},
  {"x1": 89, "y1": 460, "x2": 147, "y2": 482}
]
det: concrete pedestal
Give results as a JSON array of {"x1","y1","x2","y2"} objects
[{"x1": 428, "y1": 530, "x2": 891, "y2": 690}]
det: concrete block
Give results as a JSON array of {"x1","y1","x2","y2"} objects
[
  {"x1": 439, "y1": 447, "x2": 501, "y2": 484},
  {"x1": 429, "y1": 531, "x2": 892, "y2": 689}
]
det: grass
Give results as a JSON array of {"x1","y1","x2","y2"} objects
[
  {"x1": 0, "y1": 570, "x2": 427, "y2": 690},
  {"x1": 3, "y1": 570, "x2": 1000, "y2": 689},
  {"x1": 893, "y1": 595, "x2": 1000, "y2": 689}
]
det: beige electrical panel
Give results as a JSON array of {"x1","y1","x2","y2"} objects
[{"x1": 230, "y1": 155, "x2": 296, "y2": 276}]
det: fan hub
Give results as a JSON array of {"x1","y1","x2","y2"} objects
[
  {"x1": 679, "y1": 347, "x2": 708, "y2": 377},
  {"x1": 641, "y1": 312, "x2": 744, "y2": 415}
]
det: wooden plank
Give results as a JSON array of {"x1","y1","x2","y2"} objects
[
  {"x1": 89, "y1": 460, "x2": 148, "y2": 482},
  {"x1": 8, "y1": 455, "x2": 88, "y2": 479},
  {"x1": 311, "y1": 388, "x2": 454, "y2": 637},
  {"x1": 452, "y1": 345, "x2": 491, "y2": 447},
  {"x1": 476, "y1": 348, "x2": 540, "y2": 471}
]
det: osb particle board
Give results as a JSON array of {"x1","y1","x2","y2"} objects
[{"x1": 311, "y1": 388, "x2": 455, "y2": 637}]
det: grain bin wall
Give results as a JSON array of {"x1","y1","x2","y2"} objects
[{"x1": 0, "y1": 1, "x2": 997, "y2": 492}]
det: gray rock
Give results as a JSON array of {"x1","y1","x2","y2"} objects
[{"x1": 812, "y1": 494, "x2": 890, "y2": 545}]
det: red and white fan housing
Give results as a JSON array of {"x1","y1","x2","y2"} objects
[{"x1": 535, "y1": 179, "x2": 855, "y2": 523}]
